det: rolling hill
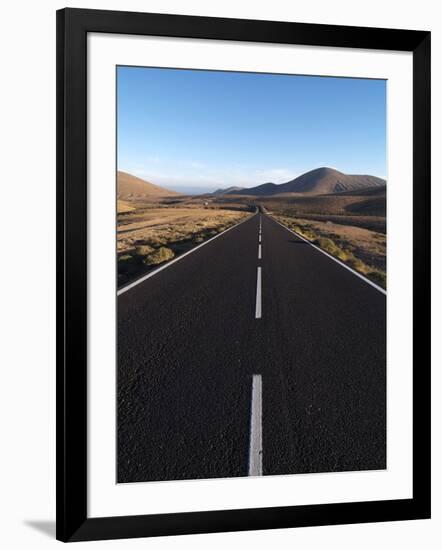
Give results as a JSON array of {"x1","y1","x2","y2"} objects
[
  {"x1": 117, "y1": 171, "x2": 179, "y2": 199},
  {"x1": 213, "y1": 186, "x2": 245, "y2": 195},
  {"x1": 228, "y1": 167, "x2": 386, "y2": 196}
]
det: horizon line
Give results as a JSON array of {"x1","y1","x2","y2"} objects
[{"x1": 118, "y1": 165, "x2": 387, "y2": 193}]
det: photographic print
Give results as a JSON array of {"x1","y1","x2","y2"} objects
[{"x1": 116, "y1": 66, "x2": 387, "y2": 484}]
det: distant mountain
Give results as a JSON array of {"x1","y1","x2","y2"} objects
[
  {"x1": 278, "y1": 167, "x2": 386, "y2": 195},
  {"x1": 234, "y1": 182, "x2": 279, "y2": 196},
  {"x1": 229, "y1": 167, "x2": 386, "y2": 196},
  {"x1": 117, "y1": 171, "x2": 179, "y2": 199},
  {"x1": 213, "y1": 186, "x2": 245, "y2": 195}
]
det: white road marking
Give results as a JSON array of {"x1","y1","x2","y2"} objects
[
  {"x1": 117, "y1": 213, "x2": 257, "y2": 296},
  {"x1": 269, "y1": 216, "x2": 387, "y2": 295},
  {"x1": 248, "y1": 374, "x2": 263, "y2": 476},
  {"x1": 258, "y1": 244, "x2": 262, "y2": 260},
  {"x1": 255, "y1": 267, "x2": 262, "y2": 319}
]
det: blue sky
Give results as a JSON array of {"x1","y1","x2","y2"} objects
[{"x1": 117, "y1": 66, "x2": 386, "y2": 194}]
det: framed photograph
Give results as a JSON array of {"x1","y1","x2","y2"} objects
[{"x1": 56, "y1": 8, "x2": 431, "y2": 542}]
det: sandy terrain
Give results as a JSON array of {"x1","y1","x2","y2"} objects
[
  {"x1": 117, "y1": 205, "x2": 252, "y2": 286},
  {"x1": 118, "y1": 207, "x2": 250, "y2": 253},
  {"x1": 117, "y1": 170, "x2": 179, "y2": 199}
]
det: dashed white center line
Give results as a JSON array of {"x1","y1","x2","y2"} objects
[
  {"x1": 255, "y1": 267, "x2": 262, "y2": 319},
  {"x1": 248, "y1": 374, "x2": 263, "y2": 476},
  {"x1": 249, "y1": 221, "x2": 263, "y2": 475}
]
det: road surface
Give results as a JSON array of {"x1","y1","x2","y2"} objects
[{"x1": 117, "y1": 212, "x2": 386, "y2": 483}]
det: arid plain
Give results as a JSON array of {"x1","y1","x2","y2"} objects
[{"x1": 117, "y1": 167, "x2": 386, "y2": 289}]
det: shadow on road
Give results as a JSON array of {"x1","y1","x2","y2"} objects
[{"x1": 288, "y1": 239, "x2": 309, "y2": 245}]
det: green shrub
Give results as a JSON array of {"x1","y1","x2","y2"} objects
[
  {"x1": 119, "y1": 254, "x2": 132, "y2": 262},
  {"x1": 146, "y1": 236, "x2": 167, "y2": 247},
  {"x1": 368, "y1": 270, "x2": 386, "y2": 288},
  {"x1": 143, "y1": 246, "x2": 175, "y2": 266},
  {"x1": 291, "y1": 223, "x2": 316, "y2": 241},
  {"x1": 134, "y1": 244, "x2": 154, "y2": 257},
  {"x1": 315, "y1": 237, "x2": 335, "y2": 251},
  {"x1": 314, "y1": 237, "x2": 350, "y2": 261},
  {"x1": 347, "y1": 256, "x2": 367, "y2": 272}
]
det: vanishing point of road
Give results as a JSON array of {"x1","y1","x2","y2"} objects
[{"x1": 117, "y1": 211, "x2": 386, "y2": 483}]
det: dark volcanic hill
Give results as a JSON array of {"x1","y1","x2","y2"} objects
[
  {"x1": 229, "y1": 167, "x2": 386, "y2": 196},
  {"x1": 227, "y1": 182, "x2": 279, "y2": 196},
  {"x1": 213, "y1": 186, "x2": 245, "y2": 194},
  {"x1": 243, "y1": 182, "x2": 279, "y2": 196},
  {"x1": 279, "y1": 167, "x2": 386, "y2": 194}
]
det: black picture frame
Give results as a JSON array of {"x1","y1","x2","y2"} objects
[{"x1": 56, "y1": 7, "x2": 431, "y2": 542}]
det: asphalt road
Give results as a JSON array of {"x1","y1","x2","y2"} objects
[{"x1": 117, "y1": 212, "x2": 386, "y2": 483}]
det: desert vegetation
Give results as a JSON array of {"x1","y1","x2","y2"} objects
[
  {"x1": 270, "y1": 214, "x2": 386, "y2": 289},
  {"x1": 116, "y1": 169, "x2": 386, "y2": 290},
  {"x1": 116, "y1": 170, "x2": 253, "y2": 287},
  {"x1": 117, "y1": 202, "x2": 251, "y2": 287},
  {"x1": 222, "y1": 176, "x2": 388, "y2": 289}
]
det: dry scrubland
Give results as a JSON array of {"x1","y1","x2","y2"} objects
[
  {"x1": 241, "y1": 186, "x2": 387, "y2": 289},
  {"x1": 269, "y1": 210, "x2": 386, "y2": 289},
  {"x1": 117, "y1": 203, "x2": 251, "y2": 286},
  {"x1": 271, "y1": 214, "x2": 386, "y2": 288},
  {"x1": 116, "y1": 170, "x2": 386, "y2": 290},
  {"x1": 254, "y1": 187, "x2": 386, "y2": 228}
]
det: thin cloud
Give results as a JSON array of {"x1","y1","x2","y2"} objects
[{"x1": 121, "y1": 162, "x2": 303, "y2": 189}]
